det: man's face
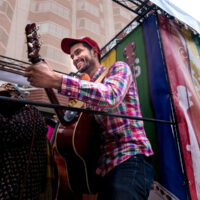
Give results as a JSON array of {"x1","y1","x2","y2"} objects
[{"x1": 70, "y1": 43, "x2": 95, "y2": 72}]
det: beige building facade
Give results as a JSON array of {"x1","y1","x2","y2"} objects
[{"x1": 1, "y1": 0, "x2": 134, "y2": 74}]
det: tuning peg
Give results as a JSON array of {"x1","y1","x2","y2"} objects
[
  {"x1": 36, "y1": 25, "x2": 40, "y2": 31},
  {"x1": 123, "y1": 48, "x2": 127, "y2": 53},
  {"x1": 27, "y1": 31, "x2": 37, "y2": 39},
  {"x1": 131, "y1": 42, "x2": 135, "y2": 48},
  {"x1": 28, "y1": 42, "x2": 33, "y2": 48},
  {"x1": 29, "y1": 51, "x2": 35, "y2": 56},
  {"x1": 27, "y1": 33, "x2": 33, "y2": 38},
  {"x1": 132, "y1": 52, "x2": 136, "y2": 57},
  {"x1": 37, "y1": 41, "x2": 42, "y2": 48},
  {"x1": 28, "y1": 48, "x2": 40, "y2": 57},
  {"x1": 134, "y1": 58, "x2": 139, "y2": 64}
]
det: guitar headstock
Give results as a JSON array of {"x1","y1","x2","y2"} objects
[
  {"x1": 25, "y1": 23, "x2": 42, "y2": 64},
  {"x1": 123, "y1": 42, "x2": 136, "y2": 71}
]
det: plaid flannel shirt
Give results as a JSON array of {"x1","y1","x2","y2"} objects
[{"x1": 60, "y1": 61, "x2": 153, "y2": 176}]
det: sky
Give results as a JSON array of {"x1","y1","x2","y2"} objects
[{"x1": 171, "y1": 0, "x2": 200, "y2": 22}]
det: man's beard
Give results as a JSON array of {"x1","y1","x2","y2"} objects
[
  {"x1": 78, "y1": 65, "x2": 88, "y2": 73},
  {"x1": 76, "y1": 55, "x2": 95, "y2": 74}
]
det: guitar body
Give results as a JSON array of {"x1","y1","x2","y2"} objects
[{"x1": 56, "y1": 112, "x2": 101, "y2": 194}]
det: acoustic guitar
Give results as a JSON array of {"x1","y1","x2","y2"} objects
[{"x1": 25, "y1": 23, "x2": 102, "y2": 197}]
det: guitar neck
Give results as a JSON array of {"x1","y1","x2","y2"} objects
[
  {"x1": 45, "y1": 88, "x2": 67, "y2": 125},
  {"x1": 25, "y1": 23, "x2": 68, "y2": 125}
]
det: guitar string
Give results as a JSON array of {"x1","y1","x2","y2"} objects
[{"x1": 0, "y1": 55, "x2": 73, "y2": 76}]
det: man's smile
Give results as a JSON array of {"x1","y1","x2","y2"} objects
[{"x1": 76, "y1": 59, "x2": 86, "y2": 70}]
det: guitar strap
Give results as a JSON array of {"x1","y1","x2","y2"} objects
[
  {"x1": 72, "y1": 66, "x2": 110, "y2": 109},
  {"x1": 95, "y1": 66, "x2": 109, "y2": 83}
]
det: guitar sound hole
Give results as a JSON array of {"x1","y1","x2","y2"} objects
[{"x1": 64, "y1": 111, "x2": 78, "y2": 122}]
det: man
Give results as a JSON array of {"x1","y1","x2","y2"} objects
[{"x1": 24, "y1": 37, "x2": 154, "y2": 200}]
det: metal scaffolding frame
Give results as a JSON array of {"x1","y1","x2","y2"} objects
[
  {"x1": 101, "y1": 0, "x2": 199, "y2": 58},
  {"x1": 113, "y1": 0, "x2": 152, "y2": 16},
  {"x1": 101, "y1": 0, "x2": 157, "y2": 57}
]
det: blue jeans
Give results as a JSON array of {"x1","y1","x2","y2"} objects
[{"x1": 97, "y1": 154, "x2": 153, "y2": 200}]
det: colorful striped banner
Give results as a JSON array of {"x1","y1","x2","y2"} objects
[
  {"x1": 101, "y1": 49, "x2": 116, "y2": 69},
  {"x1": 143, "y1": 14, "x2": 188, "y2": 199},
  {"x1": 159, "y1": 14, "x2": 200, "y2": 200},
  {"x1": 182, "y1": 29, "x2": 200, "y2": 147}
]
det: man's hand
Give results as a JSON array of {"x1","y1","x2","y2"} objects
[{"x1": 24, "y1": 61, "x2": 63, "y2": 90}]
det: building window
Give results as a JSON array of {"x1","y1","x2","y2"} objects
[
  {"x1": 99, "y1": 4, "x2": 103, "y2": 13},
  {"x1": 77, "y1": 2, "x2": 99, "y2": 17},
  {"x1": 78, "y1": 18, "x2": 100, "y2": 34},
  {"x1": 113, "y1": 7, "x2": 132, "y2": 20},
  {"x1": 79, "y1": 19, "x2": 85, "y2": 28},
  {"x1": 39, "y1": 22, "x2": 70, "y2": 39},
  {"x1": 0, "y1": 0, "x2": 13, "y2": 20},
  {"x1": 100, "y1": 19, "x2": 104, "y2": 28},
  {"x1": 6, "y1": 3, "x2": 13, "y2": 20},
  {"x1": 0, "y1": 1, "x2": 6, "y2": 11},
  {"x1": 113, "y1": 7, "x2": 120, "y2": 15},
  {"x1": 45, "y1": 46, "x2": 66, "y2": 64},
  {"x1": 0, "y1": 27, "x2": 8, "y2": 46},
  {"x1": 30, "y1": 1, "x2": 70, "y2": 20},
  {"x1": 120, "y1": 8, "x2": 132, "y2": 20},
  {"x1": 115, "y1": 23, "x2": 122, "y2": 30}
]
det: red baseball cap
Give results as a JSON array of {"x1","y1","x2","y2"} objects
[{"x1": 61, "y1": 37, "x2": 101, "y2": 56}]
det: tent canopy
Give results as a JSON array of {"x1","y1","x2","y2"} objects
[{"x1": 150, "y1": 0, "x2": 200, "y2": 34}]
